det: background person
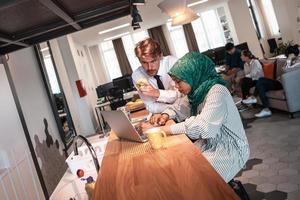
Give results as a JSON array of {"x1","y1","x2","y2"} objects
[
  {"x1": 223, "y1": 42, "x2": 244, "y2": 94},
  {"x1": 240, "y1": 50, "x2": 264, "y2": 104},
  {"x1": 132, "y1": 38, "x2": 181, "y2": 113}
]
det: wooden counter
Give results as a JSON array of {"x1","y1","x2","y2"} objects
[{"x1": 94, "y1": 111, "x2": 239, "y2": 200}]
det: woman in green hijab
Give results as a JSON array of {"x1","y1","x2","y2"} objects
[{"x1": 145, "y1": 52, "x2": 249, "y2": 183}]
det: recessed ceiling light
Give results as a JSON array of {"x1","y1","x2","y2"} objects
[
  {"x1": 104, "y1": 32, "x2": 130, "y2": 41},
  {"x1": 98, "y1": 23, "x2": 130, "y2": 35},
  {"x1": 40, "y1": 47, "x2": 49, "y2": 52},
  {"x1": 44, "y1": 54, "x2": 51, "y2": 58},
  {"x1": 187, "y1": 0, "x2": 208, "y2": 7}
]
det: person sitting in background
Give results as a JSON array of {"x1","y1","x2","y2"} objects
[
  {"x1": 132, "y1": 38, "x2": 181, "y2": 113},
  {"x1": 243, "y1": 44, "x2": 300, "y2": 118},
  {"x1": 143, "y1": 52, "x2": 249, "y2": 183},
  {"x1": 222, "y1": 42, "x2": 244, "y2": 94},
  {"x1": 285, "y1": 44, "x2": 300, "y2": 68},
  {"x1": 240, "y1": 50, "x2": 264, "y2": 104}
]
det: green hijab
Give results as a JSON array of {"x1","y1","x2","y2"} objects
[{"x1": 169, "y1": 52, "x2": 226, "y2": 116}]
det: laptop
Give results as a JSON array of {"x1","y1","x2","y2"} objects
[{"x1": 101, "y1": 110, "x2": 148, "y2": 143}]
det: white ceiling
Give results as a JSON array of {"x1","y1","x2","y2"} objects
[{"x1": 71, "y1": 0, "x2": 229, "y2": 47}]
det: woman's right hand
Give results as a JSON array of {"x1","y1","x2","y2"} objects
[{"x1": 150, "y1": 113, "x2": 169, "y2": 126}]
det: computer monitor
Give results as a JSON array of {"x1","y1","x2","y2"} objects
[
  {"x1": 267, "y1": 38, "x2": 277, "y2": 54},
  {"x1": 96, "y1": 82, "x2": 114, "y2": 99},
  {"x1": 113, "y1": 75, "x2": 133, "y2": 92}
]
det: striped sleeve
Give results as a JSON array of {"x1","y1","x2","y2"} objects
[{"x1": 170, "y1": 86, "x2": 228, "y2": 140}]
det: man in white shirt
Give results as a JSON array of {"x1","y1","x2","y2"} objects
[{"x1": 131, "y1": 38, "x2": 181, "y2": 113}]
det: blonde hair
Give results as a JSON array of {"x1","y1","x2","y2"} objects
[{"x1": 134, "y1": 38, "x2": 162, "y2": 59}]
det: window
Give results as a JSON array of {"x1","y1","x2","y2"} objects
[
  {"x1": 100, "y1": 41, "x2": 122, "y2": 80},
  {"x1": 192, "y1": 9, "x2": 225, "y2": 51},
  {"x1": 44, "y1": 57, "x2": 61, "y2": 94},
  {"x1": 261, "y1": 0, "x2": 280, "y2": 36},
  {"x1": 167, "y1": 22, "x2": 189, "y2": 58},
  {"x1": 122, "y1": 31, "x2": 149, "y2": 71}
]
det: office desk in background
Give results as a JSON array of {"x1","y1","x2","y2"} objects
[{"x1": 95, "y1": 90, "x2": 139, "y2": 133}]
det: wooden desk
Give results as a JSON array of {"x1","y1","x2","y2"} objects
[{"x1": 93, "y1": 111, "x2": 239, "y2": 200}]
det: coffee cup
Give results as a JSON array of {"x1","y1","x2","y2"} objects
[{"x1": 145, "y1": 127, "x2": 167, "y2": 150}]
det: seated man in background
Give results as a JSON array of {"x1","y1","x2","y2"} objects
[
  {"x1": 243, "y1": 44, "x2": 300, "y2": 118},
  {"x1": 132, "y1": 38, "x2": 181, "y2": 113},
  {"x1": 223, "y1": 42, "x2": 244, "y2": 94}
]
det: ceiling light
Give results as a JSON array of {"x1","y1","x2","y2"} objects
[
  {"x1": 187, "y1": 0, "x2": 208, "y2": 7},
  {"x1": 171, "y1": 8, "x2": 199, "y2": 26},
  {"x1": 44, "y1": 54, "x2": 51, "y2": 58},
  {"x1": 98, "y1": 23, "x2": 130, "y2": 35},
  {"x1": 157, "y1": 0, "x2": 187, "y2": 18},
  {"x1": 40, "y1": 47, "x2": 49, "y2": 52},
  {"x1": 104, "y1": 32, "x2": 130, "y2": 41},
  {"x1": 132, "y1": 0, "x2": 145, "y2": 5}
]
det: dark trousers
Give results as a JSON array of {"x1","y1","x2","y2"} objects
[
  {"x1": 256, "y1": 77, "x2": 283, "y2": 108},
  {"x1": 241, "y1": 77, "x2": 257, "y2": 99}
]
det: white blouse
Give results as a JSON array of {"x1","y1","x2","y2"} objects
[
  {"x1": 244, "y1": 59, "x2": 264, "y2": 80},
  {"x1": 163, "y1": 84, "x2": 250, "y2": 182}
]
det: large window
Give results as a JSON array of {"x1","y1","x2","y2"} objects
[
  {"x1": 167, "y1": 22, "x2": 189, "y2": 58},
  {"x1": 261, "y1": 0, "x2": 280, "y2": 36},
  {"x1": 192, "y1": 9, "x2": 225, "y2": 51},
  {"x1": 100, "y1": 41, "x2": 122, "y2": 80},
  {"x1": 122, "y1": 31, "x2": 149, "y2": 71}
]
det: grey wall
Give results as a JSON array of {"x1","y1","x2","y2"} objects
[
  {"x1": 0, "y1": 63, "x2": 44, "y2": 200},
  {"x1": 7, "y1": 47, "x2": 67, "y2": 195}
]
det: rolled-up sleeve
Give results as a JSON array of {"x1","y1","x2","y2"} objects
[{"x1": 170, "y1": 89, "x2": 227, "y2": 140}]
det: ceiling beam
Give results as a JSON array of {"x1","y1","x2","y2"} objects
[
  {"x1": 37, "y1": 0, "x2": 82, "y2": 31},
  {"x1": 0, "y1": 2, "x2": 130, "y2": 49},
  {"x1": 0, "y1": 33, "x2": 28, "y2": 47}
]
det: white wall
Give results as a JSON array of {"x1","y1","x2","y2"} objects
[
  {"x1": 88, "y1": 45, "x2": 110, "y2": 85},
  {"x1": 0, "y1": 63, "x2": 44, "y2": 200},
  {"x1": 54, "y1": 35, "x2": 96, "y2": 135},
  {"x1": 271, "y1": 0, "x2": 300, "y2": 44},
  {"x1": 227, "y1": 0, "x2": 263, "y2": 58}
]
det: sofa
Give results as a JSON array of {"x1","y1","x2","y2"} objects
[{"x1": 251, "y1": 58, "x2": 300, "y2": 118}]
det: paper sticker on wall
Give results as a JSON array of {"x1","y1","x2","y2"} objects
[{"x1": 76, "y1": 80, "x2": 87, "y2": 97}]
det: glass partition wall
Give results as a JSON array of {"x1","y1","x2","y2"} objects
[{"x1": 35, "y1": 41, "x2": 76, "y2": 156}]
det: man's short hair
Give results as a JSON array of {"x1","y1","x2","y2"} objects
[
  {"x1": 225, "y1": 42, "x2": 235, "y2": 51},
  {"x1": 135, "y1": 38, "x2": 162, "y2": 59},
  {"x1": 285, "y1": 44, "x2": 300, "y2": 57}
]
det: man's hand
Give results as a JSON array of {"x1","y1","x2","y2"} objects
[
  {"x1": 150, "y1": 113, "x2": 169, "y2": 126},
  {"x1": 139, "y1": 83, "x2": 160, "y2": 98}
]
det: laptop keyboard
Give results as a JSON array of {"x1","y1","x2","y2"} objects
[{"x1": 134, "y1": 125, "x2": 147, "y2": 140}]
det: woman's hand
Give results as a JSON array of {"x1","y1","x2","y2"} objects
[
  {"x1": 140, "y1": 122, "x2": 155, "y2": 133},
  {"x1": 150, "y1": 113, "x2": 169, "y2": 126}
]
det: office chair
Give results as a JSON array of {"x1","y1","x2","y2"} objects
[{"x1": 108, "y1": 87, "x2": 127, "y2": 110}]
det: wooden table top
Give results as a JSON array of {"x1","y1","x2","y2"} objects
[{"x1": 93, "y1": 110, "x2": 239, "y2": 200}]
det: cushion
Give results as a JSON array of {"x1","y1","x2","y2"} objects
[
  {"x1": 275, "y1": 58, "x2": 287, "y2": 77},
  {"x1": 262, "y1": 63, "x2": 275, "y2": 79}
]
